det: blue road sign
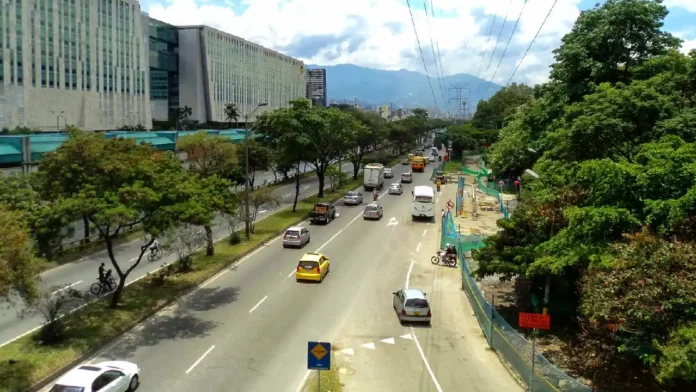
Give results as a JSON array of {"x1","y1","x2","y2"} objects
[{"x1": 307, "y1": 341, "x2": 331, "y2": 370}]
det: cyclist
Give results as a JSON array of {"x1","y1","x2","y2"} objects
[
  {"x1": 98, "y1": 263, "x2": 112, "y2": 291},
  {"x1": 150, "y1": 237, "x2": 161, "y2": 254}
]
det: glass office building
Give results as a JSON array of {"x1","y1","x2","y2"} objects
[
  {"x1": 148, "y1": 18, "x2": 179, "y2": 121},
  {"x1": 0, "y1": 0, "x2": 152, "y2": 131}
]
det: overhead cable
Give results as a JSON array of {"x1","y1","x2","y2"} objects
[
  {"x1": 474, "y1": 0, "x2": 514, "y2": 94},
  {"x1": 474, "y1": 12, "x2": 499, "y2": 81},
  {"x1": 405, "y1": 0, "x2": 440, "y2": 110},
  {"x1": 424, "y1": 0, "x2": 446, "y2": 100},
  {"x1": 505, "y1": 0, "x2": 559, "y2": 86},
  {"x1": 431, "y1": 0, "x2": 446, "y2": 89},
  {"x1": 481, "y1": 0, "x2": 529, "y2": 95}
]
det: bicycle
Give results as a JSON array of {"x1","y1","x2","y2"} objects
[
  {"x1": 90, "y1": 274, "x2": 117, "y2": 297},
  {"x1": 148, "y1": 247, "x2": 164, "y2": 262}
]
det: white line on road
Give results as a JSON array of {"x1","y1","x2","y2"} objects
[
  {"x1": 411, "y1": 327, "x2": 444, "y2": 392},
  {"x1": 296, "y1": 370, "x2": 312, "y2": 392},
  {"x1": 186, "y1": 345, "x2": 216, "y2": 374},
  {"x1": 423, "y1": 229, "x2": 428, "y2": 237},
  {"x1": 416, "y1": 243, "x2": 421, "y2": 253},
  {"x1": 258, "y1": 210, "x2": 268, "y2": 214},
  {"x1": 249, "y1": 296, "x2": 268, "y2": 313},
  {"x1": 303, "y1": 185, "x2": 310, "y2": 190},
  {"x1": 284, "y1": 193, "x2": 292, "y2": 198},
  {"x1": 287, "y1": 270, "x2": 296, "y2": 278},
  {"x1": 314, "y1": 212, "x2": 363, "y2": 253},
  {"x1": 405, "y1": 261, "x2": 414, "y2": 289},
  {"x1": 51, "y1": 281, "x2": 83, "y2": 295},
  {"x1": 436, "y1": 197, "x2": 440, "y2": 203}
]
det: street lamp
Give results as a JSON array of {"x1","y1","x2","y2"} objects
[
  {"x1": 243, "y1": 101, "x2": 268, "y2": 239},
  {"x1": 50, "y1": 110, "x2": 65, "y2": 132}
]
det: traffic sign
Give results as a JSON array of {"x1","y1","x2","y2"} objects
[
  {"x1": 498, "y1": 180, "x2": 504, "y2": 187},
  {"x1": 446, "y1": 200, "x2": 454, "y2": 209},
  {"x1": 519, "y1": 312, "x2": 551, "y2": 330},
  {"x1": 307, "y1": 341, "x2": 331, "y2": 370}
]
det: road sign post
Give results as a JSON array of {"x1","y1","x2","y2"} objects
[
  {"x1": 308, "y1": 341, "x2": 331, "y2": 391},
  {"x1": 518, "y1": 312, "x2": 550, "y2": 389}
]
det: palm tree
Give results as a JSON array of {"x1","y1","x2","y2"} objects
[{"x1": 224, "y1": 102, "x2": 240, "y2": 128}]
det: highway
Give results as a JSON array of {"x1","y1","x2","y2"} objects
[
  {"x1": 0, "y1": 161, "x2": 355, "y2": 347},
  {"x1": 40, "y1": 150, "x2": 521, "y2": 392}
]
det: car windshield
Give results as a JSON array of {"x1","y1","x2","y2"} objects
[
  {"x1": 365, "y1": 206, "x2": 379, "y2": 211},
  {"x1": 415, "y1": 196, "x2": 432, "y2": 202},
  {"x1": 402, "y1": 174, "x2": 411, "y2": 177},
  {"x1": 405, "y1": 298, "x2": 429, "y2": 308},
  {"x1": 298, "y1": 260, "x2": 319, "y2": 269},
  {"x1": 346, "y1": 192, "x2": 358, "y2": 197},
  {"x1": 50, "y1": 386, "x2": 85, "y2": 392},
  {"x1": 391, "y1": 184, "x2": 399, "y2": 188},
  {"x1": 285, "y1": 230, "x2": 300, "y2": 236}
]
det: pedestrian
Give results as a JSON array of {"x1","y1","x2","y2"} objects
[
  {"x1": 441, "y1": 209, "x2": 446, "y2": 220},
  {"x1": 436, "y1": 179, "x2": 441, "y2": 192}
]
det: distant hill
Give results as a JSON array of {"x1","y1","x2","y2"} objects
[{"x1": 307, "y1": 64, "x2": 501, "y2": 111}]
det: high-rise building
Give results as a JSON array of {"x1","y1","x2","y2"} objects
[
  {"x1": 305, "y1": 68, "x2": 326, "y2": 107},
  {"x1": 148, "y1": 18, "x2": 179, "y2": 121},
  {"x1": 178, "y1": 25, "x2": 306, "y2": 123},
  {"x1": 0, "y1": 0, "x2": 152, "y2": 131}
]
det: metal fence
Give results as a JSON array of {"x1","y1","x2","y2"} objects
[{"x1": 441, "y1": 210, "x2": 592, "y2": 392}]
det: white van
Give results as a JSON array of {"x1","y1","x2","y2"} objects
[{"x1": 412, "y1": 185, "x2": 435, "y2": 221}]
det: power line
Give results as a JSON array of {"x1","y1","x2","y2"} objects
[
  {"x1": 474, "y1": 12, "x2": 499, "y2": 81},
  {"x1": 474, "y1": 0, "x2": 514, "y2": 94},
  {"x1": 481, "y1": 0, "x2": 529, "y2": 95},
  {"x1": 423, "y1": 0, "x2": 446, "y2": 101},
  {"x1": 431, "y1": 0, "x2": 446, "y2": 87},
  {"x1": 505, "y1": 0, "x2": 559, "y2": 86},
  {"x1": 405, "y1": 0, "x2": 440, "y2": 110}
]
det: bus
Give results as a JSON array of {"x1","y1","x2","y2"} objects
[{"x1": 412, "y1": 185, "x2": 435, "y2": 221}]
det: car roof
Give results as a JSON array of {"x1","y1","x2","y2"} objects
[
  {"x1": 300, "y1": 253, "x2": 324, "y2": 262},
  {"x1": 54, "y1": 364, "x2": 106, "y2": 387},
  {"x1": 390, "y1": 183, "x2": 401, "y2": 186},
  {"x1": 366, "y1": 202, "x2": 380, "y2": 207},
  {"x1": 404, "y1": 289, "x2": 427, "y2": 299},
  {"x1": 402, "y1": 172, "x2": 412, "y2": 175},
  {"x1": 286, "y1": 226, "x2": 304, "y2": 231}
]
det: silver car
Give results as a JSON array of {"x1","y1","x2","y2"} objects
[
  {"x1": 384, "y1": 168, "x2": 393, "y2": 178},
  {"x1": 388, "y1": 182, "x2": 403, "y2": 195},
  {"x1": 282, "y1": 226, "x2": 310, "y2": 248},
  {"x1": 344, "y1": 191, "x2": 363, "y2": 205},
  {"x1": 363, "y1": 202, "x2": 383, "y2": 220},
  {"x1": 393, "y1": 289, "x2": 431, "y2": 325}
]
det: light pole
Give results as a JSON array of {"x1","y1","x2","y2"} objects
[
  {"x1": 50, "y1": 110, "x2": 65, "y2": 132},
  {"x1": 243, "y1": 101, "x2": 268, "y2": 239}
]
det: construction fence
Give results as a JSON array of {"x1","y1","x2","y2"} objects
[{"x1": 441, "y1": 210, "x2": 592, "y2": 392}]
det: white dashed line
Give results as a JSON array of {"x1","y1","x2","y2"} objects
[
  {"x1": 186, "y1": 345, "x2": 216, "y2": 374},
  {"x1": 258, "y1": 210, "x2": 268, "y2": 214},
  {"x1": 422, "y1": 229, "x2": 427, "y2": 237},
  {"x1": 287, "y1": 270, "x2": 296, "y2": 278},
  {"x1": 303, "y1": 185, "x2": 310, "y2": 190},
  {"x1": 416, "y1": 243, "x2": 421, "y2": 253},
  {"x1": 284, "y1": 193, "x2": 292, "y2": 198},
  {"x1": 405, "y1": 260, "x2": 414, "y2": 289},
  {"x1": 51, "y1": 281, "x2": 83, "y2": 295},
  {"x1": 249, "y1": 295, "x2": 268, "y2": 313}
]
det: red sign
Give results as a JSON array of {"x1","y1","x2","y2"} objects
[
  {"x1": 498, "y1": 180, "x2": 504, "y2": 187},
  {"x1": 446, "y1": 200, "x2": 454, "y2": 209},
  {"x1": 519, "y1": 312, "x2": 551, "y2": 330}
]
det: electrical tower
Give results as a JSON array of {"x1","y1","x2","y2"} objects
[{"x1": 448, "y1": 83, "x2": 470, "y2": 123}]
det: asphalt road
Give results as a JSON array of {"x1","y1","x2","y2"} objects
[
  {"x1": 0, "y1": 161, "x2": 355, "y2": 347},
  {"x1": 39, "y1": 145, "x2": 520, "y2": 392}
]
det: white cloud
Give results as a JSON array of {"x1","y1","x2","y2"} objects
[
  {"x1": 682, "y1": 40, "x2": 696, "y2": 54},
  {"x1": 145, "y1": 0, "x2": 682, "y2": 88},
  {"x1": 665, "y1": 0, "x2": 696, "y2": 13}
]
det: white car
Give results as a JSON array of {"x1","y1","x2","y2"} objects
[
  {"x1": 393, "y1": 289, "x2": 432, "y2": 325},
  {"x1": 384, "y1": 168, "x2": 393, "y2": 178},
  {"x1": 388, "y1": 182, "x2": 403, "y2": 195},
  {"x1": 50, "y1": 361, "x2": 140, "y2": 392}
]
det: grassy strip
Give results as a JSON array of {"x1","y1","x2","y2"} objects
[
  {"x1": 443, "y1": 161, "x2": 462, "y2": 173},
  {"x1": 0, "y1": 179, "x2": 363, "y2": 392},
  {"x1": 302, "y1": 355, "x2": 343, "y2": 392}
]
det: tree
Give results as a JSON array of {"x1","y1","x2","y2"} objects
[
  {"x1": 325, "y1": 165, "x2": 348, "y2": 192},
  {"x1": 177, "y1": 133, "x2": 238, "y2": 180},
  {"x1": 342, "y1": 109, "x2": 384, "y2": 180},
  {"x1": 472, "y1": 83, "x2": 534, "y2": 130},
  {"x1": 242, "y1": 187, "x2": 281, "y2": 234},
  {"x1": 224, "y1": 102, "x2": 240, "y2": 127},
  {"x1": 308, "y1": 107, "x2": 357, "y2": 197},
  {"x1": 237, "y1": 138, "x2": 272, "y2": 188},
  {"x1": 170, "y1": 106, "x2": 193, "y2": 129},
  {"x1": 0, "y1": 205, "x2": 42, "y2": 304},
  {"x1": 36, "y1": 132, "x2": 195, "y2": 308},
  {"x1": 161, "y1": 225, "x2": 207, "y2": 272}
]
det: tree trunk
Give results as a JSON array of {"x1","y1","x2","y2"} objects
[
  {"x1": 317, "y1": 165, "x2": 326, "y2": 198},
  {"x1": 109, "y1": 276, "x2": 126, "y2": 308},
  {"x1": 249, "y1": 172, "x2": 256, "y2": 189},
  {"x1": 292, "y1": 163, "x2": 301, "y2": 212},
  {"x1": 204, "y1": 224, "x2": 214, "y2": 256},
  {"x1": 82, "y1": 215, "x2": 90, "y2": 243}
]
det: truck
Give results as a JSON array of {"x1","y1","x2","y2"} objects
[
  {"x1": 411, "y1": 156, "x2": 425, "y2": 172},
  {"x1": 309, "y1": 202, "x2": 337, "y2": 224},
  {"x1": 363, "y1": 163, "x2": 385, "y2": 191}
]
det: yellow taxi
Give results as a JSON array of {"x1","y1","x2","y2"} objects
[{"x1": 295, "y1": 253, "x2": 330, "y2": 282}]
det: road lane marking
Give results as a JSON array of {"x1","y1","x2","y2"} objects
[
  {"x1": 296, "y1": 371, "x2": 312, "y2": 392},
  {"x1": 381, "y1": 337, "x2": 395, "y2": 344},
  {"x1": 314, "y1": 212, "x2": 363, "y2": 253},
  {"x1": 340, "y1": 348, "x2": 355, "y2": 355},
  {"x1": 423, "y1": 229, "x2": 428, "y2": 237},
  {"x1": 258, "y1": 210, "x2": 268, "y2": 214},
  {"x1": 416, "y1": 243, "x2": 421, "y2": 253},
  {"x1": 284, "y1": 193, "x2": 292, "y2": 197},
  {"x1": 400, "y1": 334, "x2": 414, "y2": 340},
  {"x1": 186, "y1": 345, "x2": 216, "y2": 374},
  {"x1": 361, "y1": 342, "x2": 376, "y2": 350},
  {"x1": 303, "y1": 185, "x2": 310, "y2": 189},
  {"x1": 287, "y1": 270, "x2": 296, "y2": 278},
  {"x1": 249, "y1": 296, "x2": 268, "y2": 313},
  {"x1": 405, "y1": 261, "x2": 415, "y2": 289},
  {"x1": 411, "y1": 327, "x2": 444, "y2": 392},
  {"x1": 51, "y1": 281, "x2": 83, "y2": 295},
  {"x1": 436, "y1": 197, "x2": 440, "y2": 203}
]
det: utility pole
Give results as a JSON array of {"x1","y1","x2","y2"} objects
[{"x1": 448, "y1": 83, "x2": 469, "y2": 123}]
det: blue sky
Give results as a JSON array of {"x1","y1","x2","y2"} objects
[{"x1": 144, "y1": 0, "x2": 696, "y2": 85}]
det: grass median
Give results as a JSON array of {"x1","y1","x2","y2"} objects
[
  {"x1": 302, "y1": 354, "x2": 343, "y2": 392},
  {"x1": 0, "y1": 178, "x2": 363, "y2": 392}
]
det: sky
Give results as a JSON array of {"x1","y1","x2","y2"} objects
[{"x1": 143, "y1": 0, "x2": 696, "y2": 87}]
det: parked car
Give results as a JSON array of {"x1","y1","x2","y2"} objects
[
  {"x1": 401, "y1": 172, "x2": 413, "y2": 183},
  {"x1": 295, "y1": 253, "x2": 330, "y2": 282},
  {"x1": 49, "y1": 361, "x2": 140, "y2": 392},
  {"x1": 392, "y1": 289, "x2": 432, "y2": 325},
  {"x1": 344, "y1": 191, "x2": 364, "y2": 205},
  {"x1": 384, "y1": 168, "x2": 393, "y2": 178},
  {"x1": 388, "y1": 182, "x2": 403, "y2": 195},
  {"x1": 283, "y1": 226, "x2": 310, "y2": 248},
  {"x1": 363, "y1": 202, "x2": 384, "y2": 220},
  {"x1": 309, "y1": 202, "x2": 337, "y2": 224}
]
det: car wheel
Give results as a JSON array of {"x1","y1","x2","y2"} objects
[{"x1": 127, "y1": 374, "x2": 139, "y2": 391}]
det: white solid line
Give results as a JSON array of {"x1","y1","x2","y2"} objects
[
  {"x1": 249, "y1": 295, "x2": 268, "y2": 313},
  {"x1": 186, "y1": 345, "x2": 216, "y2": 374},
  {"x1": 423, "y1": 229, "x2": 428, "y2": 237},
  {"x1": 416, "y1": 243, "x2": 421, "y2": 253},
  {"x1": 405, "y1": 260, "x2": 414, "y2": 289},
  {"x1": 287, "y1": 270, "x2": 296, "y2": 278},
  {"x1": 296, "y1": 370, "x2": 312, "y2": 392},
  {"x1": 51, "y1": 280, "x2": 83, "y2": 295},
  {"x1": 411, "y1": 327, "x2": 444, "y2": 392}
]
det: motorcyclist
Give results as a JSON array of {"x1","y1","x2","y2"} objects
[
  {"x1": 373, "y1": 189, "x2": 379, "y2": 201},
  {"x1": 445, "y1": 245, "x2": 457, "y2": 263}
]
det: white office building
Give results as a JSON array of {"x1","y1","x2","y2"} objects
[
  {"x1": 178, "y1": 25, "x2": 306, "y2": 123},
  {"x1": 0, "y1": 0, "x2": 152, "y2": 131}
]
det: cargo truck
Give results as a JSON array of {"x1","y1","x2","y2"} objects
[
  {"x1": 411, "y1": 156, "x2": 425, "y2": 172},
  {"x1": 363, "y1": 163, "x2": 385, "y2": 191}
]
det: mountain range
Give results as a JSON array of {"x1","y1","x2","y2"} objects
[{"x1": 307, "y1": 64, "x2": 501, "y2": 111}]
